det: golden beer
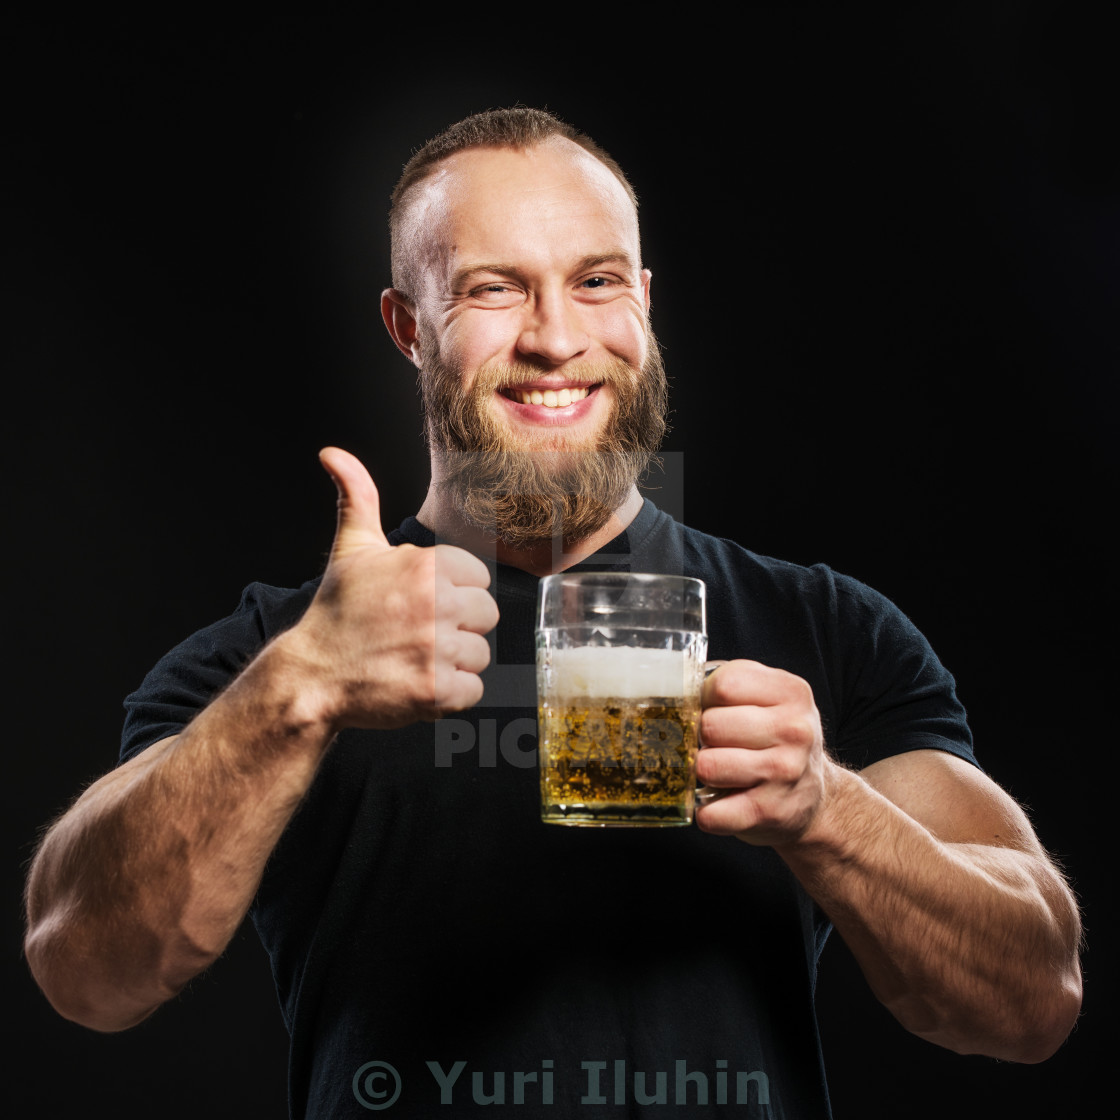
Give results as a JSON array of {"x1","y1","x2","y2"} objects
[
  {"x1": 536, "y1": 573, "x2": 707, "y2": 828},
  {"x1": 539, "y1": 696, "x2": 700, "y2": 825}
]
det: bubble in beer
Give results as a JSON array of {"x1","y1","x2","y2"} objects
[{"x1": 538, "y1": 646, "x2": 702, "y2": 827}]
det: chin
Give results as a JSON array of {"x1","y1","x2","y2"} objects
[{"x1": 492, "y1": 426, "x2": 603, "y2": 460}]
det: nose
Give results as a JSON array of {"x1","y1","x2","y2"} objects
[{"x1": 516, "y1": 289, "x2": 590, "y2": 366}]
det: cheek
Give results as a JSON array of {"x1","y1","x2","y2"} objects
[
  {"x1": 591, "y1": 302, "x2": 649, "y2": 364},
  {"x1": 602, "y1": 329, "x2": 647, "y2": 372},
  {"x1": 442, "y1": 314, "x2": 518, "y2": 370}
]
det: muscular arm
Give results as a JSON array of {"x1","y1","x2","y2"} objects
[
  {"x1": 785, "y1": 750, "x2": 1081, "y2": 1061},
  {"x1": 696, "y1": 662, "x2": 1082, "y2": 1064},
  {"x1": 23, "y1": 449, "x2": 497, "y2": 1032},
  {"x1": 24, "y1": 637, "x2": 334, "y2": 1031}
]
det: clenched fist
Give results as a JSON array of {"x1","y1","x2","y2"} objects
[
  {"x1": 695, "y1": 660, "x2": 831, "y2": 847},
  {"x1": 290, "y1": 447, "x2": 499, "y2": 730}
]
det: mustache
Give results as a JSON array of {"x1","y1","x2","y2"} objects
[{"x1": 418, "y1": 335, "x2": 669, "y2": 548}]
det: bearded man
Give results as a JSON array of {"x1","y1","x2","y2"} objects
[{"x1": 24, "y1": 108, "x2": 1082, "y2": 1119}]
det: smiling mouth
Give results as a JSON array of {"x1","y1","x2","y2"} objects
[{"x1": 499, "y1": 385, "x2": 598, "y2": 408}]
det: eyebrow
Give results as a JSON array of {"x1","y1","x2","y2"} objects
[{"x1": 450, "y1": 251, "x2": 639, "y2": 292}]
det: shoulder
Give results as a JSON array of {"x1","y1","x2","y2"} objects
[
  {"x1": 159, "y1": 578, "x2": 322, "y2": 663},
  {"x1": 665, "y1": 513, "x2": 879, "y2": 614},
  {"x1": 651, "y1": 511, "x2": 975, "y2": 768},
  {"x1": 233, "y1": 578, "x2": 322, "y2": 636},
  {"x1": 119, "y1": 578, "x2": 321, "y2": 763},
  {"x1": 670, "y1": 514, "x2": 941, "y2": 661}
]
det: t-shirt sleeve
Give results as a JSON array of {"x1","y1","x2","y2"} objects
[
  {"x1": 826, "y1": 571, "x2": 978, "y2": 772},
  {"x1": 119, "y1": 581, "x2": 316, "y2": 764}
]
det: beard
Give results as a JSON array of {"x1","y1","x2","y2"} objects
[{"x1": 419, "y1": 335, "x2": 669, "y2": 550}]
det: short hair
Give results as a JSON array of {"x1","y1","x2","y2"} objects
[{"x1": 389, "y1": 107, "x2": 639, "y2": 297}]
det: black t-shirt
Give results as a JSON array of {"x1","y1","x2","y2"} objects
[{"x1": 121, "y1": 501, "x2": 975, "y2": 1119}]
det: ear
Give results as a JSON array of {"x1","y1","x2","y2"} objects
[
  {"x1": 381, "y1": 288, "x2": 423, "y2": 367},
  {"x1": 640, "y1": 268, "x2": 652, "y2": 314}
]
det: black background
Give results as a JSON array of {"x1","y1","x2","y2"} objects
[{"x1": 5, "y1": 7, "x2": 1115, "y2": 1118}]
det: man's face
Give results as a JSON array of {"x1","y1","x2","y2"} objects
[{"x1": 394, "y1": 139, "x2": 667, "y2": 546}]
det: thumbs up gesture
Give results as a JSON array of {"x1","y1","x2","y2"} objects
[{"x1": 293, "y1": 447, "x2": 499, "y2": 730}]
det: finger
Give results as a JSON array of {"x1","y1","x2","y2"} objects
[
  {"x1": 700, "y1": 708, "x2": 750, "y2": 751},
  {"x1": 701, "y1": 703, "x2": 820, "y2": 754},
  {"x1": 700, "y1": 705, "x2": 773, "y2": 750},
  {"x1": 695, "y1": 744, "x2": 774, "y2": 787},
  {"x1": 702, "y1": 660, "x2": 767, "y2": 709},
  {"x1": 450, "y1": 630, "x2": 493, "y2": 676},
  {"x1": 695, "y1": 780, "x2": 815, "y2": 845},
  {"x1": 702, "y1": 659, "x2": 807, "y2": 709},
  {"x1": 694, "y1": 789, "x2": 768, "y2": 837},
  {"x1": 452, "y1": 586, "x2": 501, "y2": 636},
  {"x1": 699, "y1": 661, "x2": 729, "y2": 743},
  {"x1": 433, "y1": 543, "x2": 493, "y2": 590},
  {"x1": 435, "y1": 667, "x2": 487, "y2": 714},
  {"x1": 319, "y1": 447, "x2": 392, "y2": 559}
]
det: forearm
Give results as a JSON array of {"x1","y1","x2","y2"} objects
[
  {"x1": 779, "y1": 762, "x2": 1082, "y2": 1062},
  {"x1": 25, "y1": 450, "x2": 498, "y2": 1032},
  {"x1": 24, "y1": 628, "x2": 335, "y2": 1031}
]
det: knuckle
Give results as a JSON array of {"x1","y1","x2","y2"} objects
[
  {"x1": 431, "y1": 583, "x2": 461, "y2": 621},
  {"x1": 766, "y1": 749, "x2": 805, "y2": 787},
  {"x1": 774, "y1": 712, "x2": 816, "y2": 748},
  {"x1": 463, "y1": 632, "x2": 492, "y2": 672},
  {"x1": 786, "y1": 672, "x2": 815, "y2": 707},
  {"x1": 433, "y1": 669, "x2": 483, "y2": 714},
  {"x1": 398, "y1": 589, "x2": 438, "y2": 631},
  {"x1": 746, "y1": 803, "x2": 778, "y2": 833},
  {"x1": 408, "y1": 644, "x2": 439, "y2": 691},
  {"x1": 413, "y1": 547, "x2": 440, "y2": 582},
  {"x1": 708, "y1": 667, "x2": 740, "y2": 705}
]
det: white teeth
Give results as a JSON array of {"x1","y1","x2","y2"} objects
[{"x1": 515, "y1": 387, "x2": 589, "y2": 407}]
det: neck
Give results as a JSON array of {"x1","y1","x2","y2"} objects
[{"x1": 415, "y1": 483, "x2": 645, "y2": 576}]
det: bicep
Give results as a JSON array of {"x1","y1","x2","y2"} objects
[{"x1": 860, "y1": 749, "x2": 1045, "y2": 855}]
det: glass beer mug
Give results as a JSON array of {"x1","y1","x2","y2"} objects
[{"x1": 535, "y1": 572, "x2": 708, "y2": 827}]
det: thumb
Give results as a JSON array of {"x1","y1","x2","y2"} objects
[{"x1": 319, "y1": 447, "x2": 392, "y2": 559}]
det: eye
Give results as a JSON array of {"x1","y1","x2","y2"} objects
[
  {"x1": 581, "y1": 276, "x2": 610, "y2": 288},
  {"x1": 465, "y1": 281, "x2": 524, "y2": 308}
]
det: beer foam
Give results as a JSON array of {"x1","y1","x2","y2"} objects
[{"x1": 544, "y1": 646, "x2": 695, "y2": 699}]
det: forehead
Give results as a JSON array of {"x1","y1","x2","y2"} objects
[{"x1": 404, "y1": 139, "x2": 641, "y2": 286}]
